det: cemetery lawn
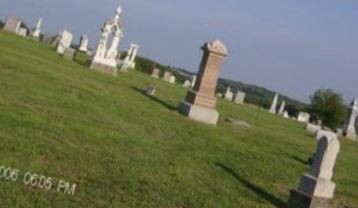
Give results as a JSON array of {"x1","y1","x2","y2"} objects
[{"x1": 0, "y1": 30, "x2": 357, "y2": 208}]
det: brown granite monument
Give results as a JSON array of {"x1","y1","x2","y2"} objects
[{"x1": 178, "y1": 40, "x2": 228, "y2": 125}]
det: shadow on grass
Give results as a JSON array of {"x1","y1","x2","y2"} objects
[
  {"x1": 289, "y1": 155, "x2": 309, "y2": 166},
  {"x1": 215, "y1": 162, "x2": 286, "y2": 208},
  {"x1": 130, "y1": 86, "x2": 177, "y2": 111}
]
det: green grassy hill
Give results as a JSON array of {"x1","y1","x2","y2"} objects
[{"x1": 0, "y1": 30, "x2": 357, "y2": 208}]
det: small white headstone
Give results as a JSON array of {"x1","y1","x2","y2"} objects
[{"x1": 56, "y1": 30, "x2": 73, "y2": 55}]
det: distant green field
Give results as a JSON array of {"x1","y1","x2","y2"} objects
[{"x1": 0, "y1": 30, "x2": 357, "y2": 208}]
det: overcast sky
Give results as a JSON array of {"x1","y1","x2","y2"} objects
[{"x1": 1, "y1": 0, "x2": 357, "y2": 103}]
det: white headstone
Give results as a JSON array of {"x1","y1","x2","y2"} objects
[
  {"x1": 191, "y1": 75, "x2": 197, "y2": 88},
  {"x1": 343, "y1": 98, "x2": 357, "y2": 140},
  {"x1": 306, "y1": 123, "x2": 322, "y2": 135},
  {"x1": 233, "y1": 91, "x2": 246, "y2": 104},
  {"x1": 278, "y1": 101, "x2": 285, "y2": 115},
  {"x1": 121, "y1": 43, "x2": 139, "y2": 71},
  {"x1": 31, "y1": 18, "x2": 42, "y2": 38},
  {"x1": 169, "y1": 75, "x2": 176, "y2": 84},
  {"x1": 18, "y1": 28, "x2": 27, "y2": 37},
  {"x1": 90, "y1": 5, "x2": 124, "y2": 76},
  {"x1": 79, "y1": 35, "x2": 89, "y2": 52},
  {"x1": 183, "y1": 80, "x2": 191, "y2": 88},
  {"x1": 56, "y1": 30, "x2": 73, "y2": 55},
  {"x1": 297, "y1": 112, "x2": 310, "y2": 123},
  {"x1": 297, "y1": 133, "x2": 340, "y2": 198},
  {"x1": 269, "y1": 93, "x2": 279, "y2": 114},
  {"x1": 224, "y1": 86, "x2": 234, "y2": 101},
  {"x1": 283, "y1": 111, "x2": 289, "y2": 119}
]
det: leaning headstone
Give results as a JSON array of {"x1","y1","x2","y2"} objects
[
  {"x1": 306, "y1": 123, "x2": 322, "y2": 135},
  {"x1": 63, "y1": 48, "x2": 76, "y2": 60},
  {"x1": 224, "y1": 86, "x2": 234, "y2": 101},
  {"x1": 233, "y1": 91, "x2": 246, "y2": 104},
  {"x1": 90, "y1": 5, "x2": 123, "y2": 76},
  {"x1": 18, "y1": 28, "x2": 28, "y2": 37},
  {"x1": 298, "y1": 112, "x2": 310, "y2": 123},
  {"x1": 56, "y1": 30, "x2": 73, "y2": 55},
  {"x1": 178, "y1": 40, "x2": 228, "y2": 125},
  {"x1": 146, "y1": 85, "x2": 156, "y2": 96},
  {"x1": 4, "y1": 16, "x2": 21, "y2": 34},
  {"x1": 288, "y1": 133, "x2": 340, "y2": 208},
  {"x1": 269, "y1": 93, "x2": 279, "y2": 114},
  {"x1": 151, "y1": 67, "x2": 161, "y2": 79},
  {"x1": 31, "y1": 18, "x2": 42, "y2": 39},
  {"x1": 342, "y1": 98, "x2": 357, "y2": 140},
  {"x1": 163, "y1": 71, "x2": 172, "y2": 82},
  {"x1": 169, "y1": 75, "x2": 176, "y2": 84},
  {"x1": 278, "y1": 101, "x2": 286, "y2": 115}
]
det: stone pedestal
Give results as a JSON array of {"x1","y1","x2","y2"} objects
[
  {"x1": 178, "y1": 40, "x2": 228, "y2": 125},
  {"x1": 288, "y1": 189, "x2": 335, "y2": 208},
  {"x1": 90, "y1": 62, "x2": 117, "y2": 76},
  {"x1": 178, "y1": 100, "x2": 219, "y2": 125}
]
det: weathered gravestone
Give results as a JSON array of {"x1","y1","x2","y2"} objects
[
  {"x1": 298, "y1": 112, "x2": 310, "y2": 123},
  {"x1": 4, "y1": 16, "x2": 21, "y2": 34},
  {"x1": 56, "y1": 30, "x2": 73, "y2": 55},
  {"x1": 146, "y1": 85, "x2": 156, "y2": 96},
  {"x1": 233, "y1": 91, "x2": 246, "y2": 104},
  {"x1": 151, "y1": 67, "x2": 160, "y2": 79},
  {"x1": 342, "y1": 98, "x2": 357, "y2": 140},
  {"x1": 288, "y1": 132, "x2": 340, "y2": 208},
  {"x1": 78, "y1": 35, "x2": 89, "y2": 52},
  {"x1": 163, "y1": 71, "x2": 172, "y2": 82},
  {"x1": 306, "y1": 123, "x2": 322, "y2": 135},
  {"x1": 178, "y1": 40, "x2": 228, "y2": 125},
  {"x1": 283, "y1": 111, "x2": 289, "y2": 119},
  {"x1": 31, "y1": 18, "x2": 42, "y2": 39},
  {"x1": 269, "y1": 93, "x2": 279, "y2": 114},
  {"x1": 120, "y1": 43, "x2": 139, "y2": 71},
  {"x1": 183, "y1": 80, "x2": 191, "y2": 88},
  {"x1": 90, "y1": 5, "x2": 123, "y2": 76},
  {"x1": 278, "y1": 101, "x2": 286, "y2": 115},
  {"x1": 63, "y1": 48, "x2": 76, "y2": 60},
  {"x1": 224, "y1": 86, "x2": 234, "y2": 101},
  {"x1": 169, "y1": 75, "x2": 176, "y2": 84},
  {"x1": 18, "y1": 28, "x2": 27, "y2": 37}
]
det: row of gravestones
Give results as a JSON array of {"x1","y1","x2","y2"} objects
[
  {"x1": 221, "y1": 86, "x2": 246, "y2": 104},
  {"x1": 268, "y1": 92, "x2": 357, "y2": 141},
  {"x1": 1, "y1": 5, "x2": 140, "y2": 76},
  {"x1": 150, "y1": 67, "x2": 196, "y2": 88}
]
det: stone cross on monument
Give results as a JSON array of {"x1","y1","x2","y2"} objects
[
  {"x1": 343, "y1": 97, "x2": 358, "y2": 140},
  {"x1": 90, "y1": 5, "x2": 124, "y2": 76},
  {"x1": 269, "y1": 93, "x2": 279, "y2": 114},
  {"x1": 31, "y1": 18, "x2": 42, "y2": 39},
  {"x1": 288, "y1": 132, "x2": 340, "y2": 208},
  {"x1": 178, "y1": 40, "x2": 228, "y2": 125}
]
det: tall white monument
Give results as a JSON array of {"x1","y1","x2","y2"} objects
[
  {"x1": 269, "y1": 93, "x2": 279, "y2": 114},
  {"x1": 90, "y1": 5, "x2": 124, "y2": 76},
  {"x1": 120, "y1": 43, "x2": 139, "y2": 71},
  {"x1": 31, "y1": 18, "x2": 42, "y2": 39},
  {"x1": 343, "y1": 98, "x2": 358, "y2": 140},
  {"x1": 78, "y1": 35, "x2": 89, "y2": 52}
]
